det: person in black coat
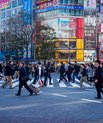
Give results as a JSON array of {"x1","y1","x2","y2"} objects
[
  {"x1": 43, "y1": 63, "x2": 52, "y2": 86},
  {"x1": 33, "y1": 64, "x2": 39, "y2": 84},
  {"x1": 73, "y1": 61, "x2": 80, "y2": 83},
  {"x1": 58, "y1": 62, "x2": 67, "y2": 83},
  {"x1": 15, "y1": 62, "x2": 33, "y2": 96},
  {"x1": 94, "y1": 60, "x2": 103, "y2": 99},
  {"x1": 1, "y1": 62, "x2": 13, "y2": 89},
  {"x1": 67, "y1": 63, "x2": 73, "y2": 82}
]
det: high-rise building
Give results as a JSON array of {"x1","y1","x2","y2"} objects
[
  {"x1": 0, "y1": 0, "x2": 23, "y2": 60},
  {"x1": 36, "y1": 0, "x2": 84, "y2": 62},
  {"x1": 97, "y1": 0, "x2": 103, "y2": 62},
  {"x1": 0, "y1": 0, "x2": 32, "y2": 61}
]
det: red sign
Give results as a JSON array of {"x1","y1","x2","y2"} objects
[
  {"x1": 69, "y1": 18, "x2": 76, "y2": 28},
  {"x1": 76, "y1": 29, "x2": 84, "y2": 39},
  {"x1": 76, "y1": 18, "x2": 84, "y2": 29}
]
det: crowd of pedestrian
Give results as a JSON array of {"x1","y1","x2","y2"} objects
[{"x1": 0, "y1": 60, "x2": 103, "y2": 99}]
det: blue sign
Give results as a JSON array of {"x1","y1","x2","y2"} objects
[
  {"x1": 22, "y1": 0, "x2": 32, "y2": 25},
  {"x1": 36, "y1": 5, "x2": 84, "y2": 13}
]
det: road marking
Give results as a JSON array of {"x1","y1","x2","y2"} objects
[
  {"x1": 0, "y1": 104, "x2": 39, "y2": 111},
  {"x1": 47, "y1": 79, "x2": 54, "y2": 87},
  {"x1": 82, "y1": 99, "x2": 102, "y2": 103},
  {"x1": 82, "y1": 82, "x2": 91, "y2": 88},
  {"x1": 69, "y1": 82, "x2": 80, "y2": 88},
  {"x1": 75, "y1": 78, "x2": 92, "y2": 88},
  {"x1": 52, "y1": 93, "x2": 67, "y2": 97},
  {"x1": 12, "y1": 81, "x2": 19, "y2": 88},
  {"x1": 57, "y1": 79, "x2": 67, "y2": 87}
]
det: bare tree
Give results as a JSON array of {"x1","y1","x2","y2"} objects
[{"x1": 5, "y1": 12, "x2": 34, "y2": 63}]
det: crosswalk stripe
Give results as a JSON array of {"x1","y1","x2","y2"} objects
[
  {"x1": 12, "y1": 81, "x2": 19, "y2": 88},
  {"x1": 0, "y1": 77, "x2": 93, "y2": 89},
  {"x1": 57, "y1": 79, "x2": 67, "y2": 87},
  {"x1": 75, "y1": 78, "x2": 92, "y2": 88},
  {"x1": 47, "y1": 79, "x2": 54, "y2": 87},
  {"x1": 69, "y1": 82, "x2": 80, "y2": 88},
  {"x1": 82, "y1": 82, "x2": 92, "y2": 88}
]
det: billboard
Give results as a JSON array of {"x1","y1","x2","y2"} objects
[
  {"x1": 84, "y1": 26, "x2": 96, "y2": 50},
  {"x1": 84, "y1": 50, "x2": 96, "y2": 62},
  {"x1": 0, "y1": 0, "x2": 10, "y2": 10},
  {"x1": 22, "y1": 0, "x2": 32, "y2": 25},
  {"x1": 84, "y1": 0, "x2": 96, "y2": 16}
]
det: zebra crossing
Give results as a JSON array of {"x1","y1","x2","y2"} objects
[{"x1": 0, "y1": 77, "x2": 94, "y2": 89}]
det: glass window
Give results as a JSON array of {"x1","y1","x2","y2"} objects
[
  {"x1": 12, "y1": 0, "x2": 17, "y2": 8},
  {"x1": 64, "y1": 0, "x2": 68, "y2": 4},
  {"x1": 1, "y1": 12, "x2": 5, "y2": 19},
  {"x1": 11, "y1": 9, "x2": 17, "y2": 16},
  {"x1": 6, "y1": 2, "x2": 11, "y2": 9},
  {"x1": 78, "y1": 0, "x2": 83, "y2": 5},
  {"x1": 59, "y1": 0, "x2": 63, "y2": 4},
  {"x1": 18, "y1": 7, "x2": 22, "y2": 14},
  {"x1": 18, "y1": 0, "x2": 22, "y2": 6},
  {"x1": 5, "y1": 11, "x2": 11, "y2": 18}
]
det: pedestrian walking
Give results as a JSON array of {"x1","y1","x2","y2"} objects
[
  {"x1": 80, "y1": 64, "x2": 90, "y2": 88},
  {"x1": 67, "y1": 63, "x2": 73, "y2": 82},
  {"x1": 15, "y1": 62, "x2": 33, "y2": 96},
  {"x1": 33, "y1": 64, "x2": 39, "y2": 84},
  {"x1": 43, "y1": 62, "x2": 52, "y2": 86},
  {"x1": 15, "y1": 63, "x2": 19, "y2": 79},
  {"x1": 72, "y1": 61, "x2": 80, "y2": 83},
  {"x1": 58, "y1": 62, "x2": 67, "y2": 83},
  {"x1": 94, "y1": 60, "x2": 103, "y2": 99}
]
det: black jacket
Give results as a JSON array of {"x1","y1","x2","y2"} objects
[{"x1": 94, "y1": 66, "x2": 103, "y2": 82}]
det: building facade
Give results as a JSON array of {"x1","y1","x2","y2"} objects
[
  {"x1": 0, "y1": 0, "x2": 33, "y2": 61},
  {"x1": 0, "y1": 0, "x2": 23, "y2": 61},
  {"x1": 36, "y1": 0, "x2": 84, "y2": 62}
]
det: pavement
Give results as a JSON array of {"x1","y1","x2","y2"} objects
[{"x1": 0, "y1": 73, "x2": 103, "y2": 123}]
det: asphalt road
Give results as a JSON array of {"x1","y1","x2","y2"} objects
[{"x1": 0, "y1": 86, "x2": 103, "y2": 123}]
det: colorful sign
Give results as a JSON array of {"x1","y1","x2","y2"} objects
[
  {"x1": 84, "y1": 26, "x2": 96, "y2": 50},
  {"x1": 84, "y1": 0, "x2": 96, "y2": 16},
  {"x1": 84, "y1": 50, "x2": 96, "y2": 62},
  {"x1": 36, "y1": 5, "x2": 84, "y2": 13},
  {"x1": 22, "y1": 0, "x2": 32, "y2": 25},
  {"x1": 0, "y1": 0, "x2": 10, "y2": 10}
]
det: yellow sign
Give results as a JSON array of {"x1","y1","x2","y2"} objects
[{"x1": 76, "y1": 39, "x2": 83, "y2": 49}]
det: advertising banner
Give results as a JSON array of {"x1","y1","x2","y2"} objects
[
  {"x1": 84, "y1": 16, "x2": 96, "y2": 26},
  {"x1": 84, "y1": 26, "x2": 96, "y2": 50},
  {"x1": 69, "y1": 18, "x2": 76, "y2": 28},
  {"x1": 0, "y1": 0, "x2": 10, "y2": 10},
  {"x1": 84, "y1": 50, "x2": 96, "y2": 62},
  {"x1": 22, "y1": 0, "x2": 32, "y2": 25},
  {"x1": 84, "y1": 0, "x2": 96, "y2": 16}
]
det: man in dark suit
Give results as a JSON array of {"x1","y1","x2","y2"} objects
[
  {"x1": 15, "y1": 62, "x2": 33, "y2": 96},
  {"x1": 94, "y1": 60, "x2": 103, "y2": 99}
]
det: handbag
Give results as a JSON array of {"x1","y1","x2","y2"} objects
[{"x1": 38, "y1": 78, "x2": 42, "y2": 87}]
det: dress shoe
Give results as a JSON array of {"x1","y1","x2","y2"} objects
[
  {"x1": 15, "y1": 93, "x2": 20, "y2": 96},
  {"x1": 95, "y1": 97, "x2": 101, "y2": 99},
  {"x1": 50, "y1": 83, "x2": 53, "y2": 85}
]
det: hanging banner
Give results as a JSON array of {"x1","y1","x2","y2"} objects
[{"x1": 22, "y1": 0, "x2": 32, "y2": 25}]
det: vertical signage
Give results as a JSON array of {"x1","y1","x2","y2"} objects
[{"x1": 22, "y1": 0, "x2": 32, "y2": 25}]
